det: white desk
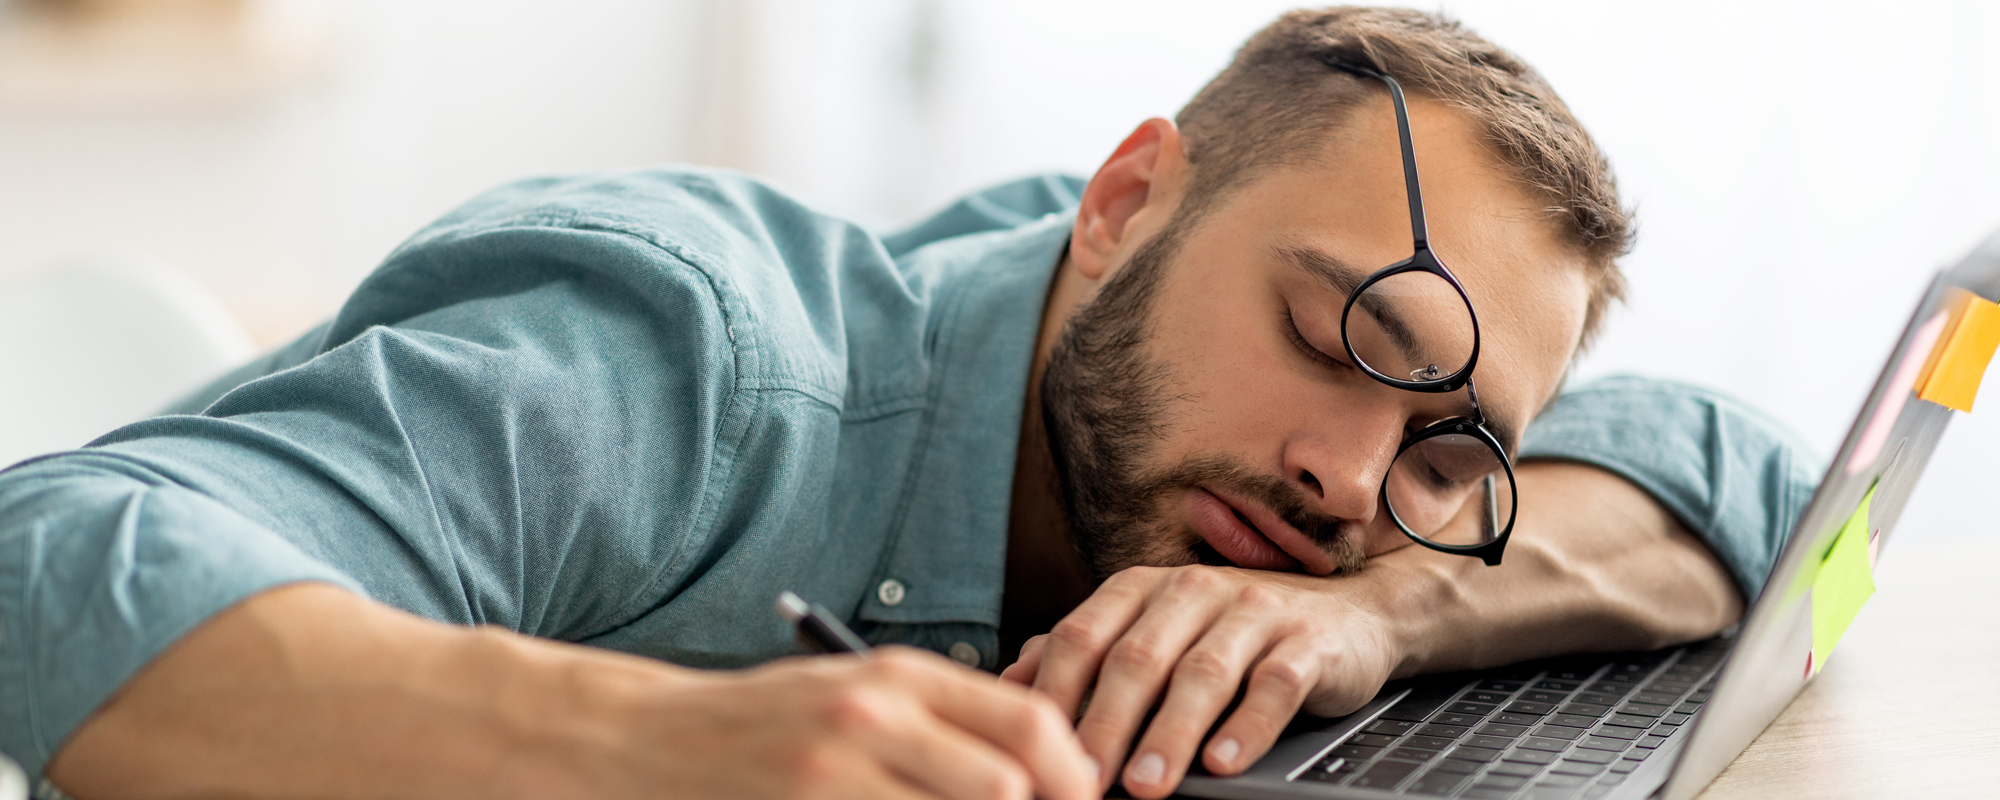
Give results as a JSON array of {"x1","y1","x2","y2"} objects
[{"x1": 1696, "y1": 535, "x2": 2000, "y2": 797}]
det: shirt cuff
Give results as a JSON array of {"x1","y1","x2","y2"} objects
[
  {"x1": 1519, "y1": 375, "x2": 1824, "y2": 601},
  {"x1": 0, "y1": 460, "x2": 361, "y2": 781}
]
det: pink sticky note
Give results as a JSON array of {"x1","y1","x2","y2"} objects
[{"x1": 1848, "y1": 311, "x2": 1950, "y2": 474}]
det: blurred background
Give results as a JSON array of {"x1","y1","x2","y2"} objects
[{"x1": 1, "y1": 0, "x2": 1996, "y2": 546}]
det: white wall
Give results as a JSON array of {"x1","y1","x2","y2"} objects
[{"x1": 2, "y1": 0, "x2": 1994, "y2": 544}]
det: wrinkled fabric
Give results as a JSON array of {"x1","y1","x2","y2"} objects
[{"x1": 0, "y1": 168, "x2": 1817, "y2": 779}]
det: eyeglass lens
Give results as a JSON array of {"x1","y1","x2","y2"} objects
[{"x1": 1385, "y1": 430, "x2": 1513, "y2": 546}]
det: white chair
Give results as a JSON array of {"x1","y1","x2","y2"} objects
[{"x1": 0, "y1": 258, "x2": 252, "y2": 469}]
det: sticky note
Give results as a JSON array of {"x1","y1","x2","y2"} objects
[
  {"x1": 1847, "y1": 310, "x2": 1949, "y2": 474},
  {"x1": 1810, "y1": 484, "x2": 1878, "y2": 673},
  {"x1": 1915, "y1": 288, "x2": 2000, "y2": 412}
]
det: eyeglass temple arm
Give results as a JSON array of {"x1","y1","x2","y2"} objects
[{"x1": 1321, "y1": 60, "x2": 1431, "y2": 250}]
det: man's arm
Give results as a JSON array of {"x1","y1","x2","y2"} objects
[
  {"x1": 49, "y1": 582, "x2": 1096, "y2": 800},
  {"x1": 1002, "y1": 377, "x2": 1819, "y2": 798}
]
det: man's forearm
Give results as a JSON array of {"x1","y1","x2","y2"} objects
[
  {"x1": 1365, "y1": 460, "x2": 1745, "y2": 679},
  {"x1": 46, "y1": 583, "x2": 691, "y2": 800}
]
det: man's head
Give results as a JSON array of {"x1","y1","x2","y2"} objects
[{"x1": 1038, "y1": 6, "x2": 1632, "y2": 579}]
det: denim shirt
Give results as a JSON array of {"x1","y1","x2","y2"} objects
[{"x1": 0, "y1": 169, "x2": 1820, "y2": 780}]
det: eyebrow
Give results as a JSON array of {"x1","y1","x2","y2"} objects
[{"x1": 1274, "y1": 243, "x2": 1524, "y2": 455}]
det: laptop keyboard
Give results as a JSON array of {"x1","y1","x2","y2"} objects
[{"x1": 1291, "y1": 639, "x2": 1726, "y2": 800}]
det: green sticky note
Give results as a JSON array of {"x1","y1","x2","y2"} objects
[{"x1": 1811, "y1": 484, "x2": 1879, "y2": 672}]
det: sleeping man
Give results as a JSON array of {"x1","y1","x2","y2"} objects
[{"x1": 1, "y1": 7, "x2": 1813, "y2": 800}]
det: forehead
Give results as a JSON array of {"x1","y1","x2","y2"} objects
[{"x1": 1194, "y1": 95, "x2": 1591, "y2": 429}]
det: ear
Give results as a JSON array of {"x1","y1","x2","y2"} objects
[{"x1": 1070, "y1": 118, "x2": 1186, "y2": 282}]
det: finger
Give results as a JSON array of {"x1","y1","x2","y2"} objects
[
  {"x1": 1000, "y1": 635, "x2": 1048, "y2": 685},
  {"x1": 862, "y1": 702, "x2": 1034, "y2": 800},
  {"x1": 1120, "y1": 603, "x2": 1284, "y2": 797},
  {"x1": 828, "y1": 753, "x2": 951, "y2": 800},
  {"x1": 1203, "y1": 636, "x2": 1320, "y2": 778},
  {"x1": 875, "y1": 649, "x2": 1099, "y2": 800},
  {"x1": 1030, "y1": 568, "x2": 1163, "y2": 718},
  {"x1": 1073, "y1": 571, "x2": 1232, "y2": 785}
]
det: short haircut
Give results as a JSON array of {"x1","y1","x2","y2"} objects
[{"x1": 1175, "y1": 6, "x2": 1632, "y2": 352}]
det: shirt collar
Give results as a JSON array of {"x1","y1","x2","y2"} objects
[{"x1": 855, "y1": 210, "x2": 1073, "y2": 626}]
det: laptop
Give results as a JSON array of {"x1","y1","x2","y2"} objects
[{"x1": 1174, "y1": 227, "x2": 2000, "y2": 800}]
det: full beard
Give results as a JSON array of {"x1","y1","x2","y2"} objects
[{"x1": 1038, "y1": 221, "x2": 1365, "y2": 579}]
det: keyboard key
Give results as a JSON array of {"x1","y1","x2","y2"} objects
[
  {"x1": 1551, "y1": 761, "x2": 1605, "y2": 777},
  {"x1": 1466, "y1": 691, "x2": 1513, "y2": 704},
  {"x1": 1676, "y1": 701, "x2": 1704, "y2": 714},
  {"x1": 1431, "y1": 757, "x2": 1485, "y2": 774},
  {"x1": 1564, "y1": 749, "x2": 1616, "y2": 764},
  {"x1": 1474, "y1": 775, "x2": 1530, "y2": 790},
  {"x1": 1535, "y1": 679, "x2": 1583, "y2": 691},
  {"x1": 1600, "y1": 673, "x2": 1641, "y2": 685},
  {"x1": 1504, "y1": 748, "x2": 1558, "y2": 764},
  {"x1": 1577, "y1": 737, "x2": 1630, "y2": 752},
  {"x1": 1557, "y1": 703, "x2": 1610, "y2": 718},
  {"x1": 1493, "y1": 712, "x2": 1543, "y2": 726},
  {"x1": 1506, "y1": 701, "x2": 1557, "y2": 716},
  {"x1": 1490, "y1": 761, "x2": 1543, "y2": 778},
  {"x1": 1407, "y1": 770, "x2": 1469, "y2": 797},
  {"x1": 1546, "y1": 666, "x2": 1599, "y2": 681},
  {"x1": 1608, "y1": 761, "x2": 1638, "y2": 774},
  {"x1": 1686, "y1": 691, "x2": 1712, "y2": 703},
  {"x1": 1532, "y1": 725, "x2": 1581, "y2": 741},
  {"x1": 1622, "y1": 748, "x2": 1653, "y2": 761},
  {"x1": 1581, "y1": 682, "x2": 1630, "y2": 697},
  {"x1": 1480, "y1": 723, "x2": 1531, "y2": 738},
  {"x1": 1416, "y1": 724, "x2": 1469, "y2": 738},
  {"x1": 1519, "y1": 737, "x2": 1570, "y2": 752},
  {"x1": 1467, "y1": 735, "x2": 1515, "y2": 750},
  {"x1": 1461, "y1": 789, "x2": 1515, "y2": 800},
  {"x1": 1350, "y1": 733, "x2": 1401, "y2": 748},
  {"x1": 1607, "y1": 713, "x2": 1656, "y2": 728},
  {"x1": 1448, "y1": 701, "x2": 1500, "y2": 716},
  {"x1": 1387, "y1": 746, "x2": 1446, "y2": 763},
  {"x1": 1599, "y1": 774, "x2": 1626, "y2": 786},
  {"x1": 1430, "y1": 711, "x2": 1485, "y2": 727},
  {"x1": 1366, "y1": 718, "x2": 1419, "y2": 735},
  {"x1": 1546, "y1": 714, "x2": 1599, "y2": 728},
  {"x1": 1591, "y1": 725, "x2": 1645, "y2": 741},
  {"x1": 1619, "y1": 702, "x2": 1670, "y2": 717},
  {"x1": 1646, "y1": 680, "x2": 1693, "y2": 694},
  {"x1": 1522, "y1": 690, "x2": 1568, "y2": 704},
  {"x1": 1405, "y1": 735, "x2": 1457, "y2": 751},
  {"x1": 1634, "y1": 691, "x2": 1680, "y2": 705},
  {"x1": 1331, "y1": 744, "x2": 1380, "y2": 760},
  {"x1": 1576, "y1": 692, "x2": 1623, "y2": 706},
  {"x1": 1448, "y1": 745, "x2": 1503, "y2": 763},
  {"x1": 1537, "y1": 773, "x2": 1589, "y2": 787},
  {"x1": 1350, "y1": 758, "x2": 1421, "y2": 789},
  {"x1": 1479, "y1": 679, "x2": 1527, "y2": 692},
  {"x1": 1635, "y1": 735, "x2": 1671, "y2": 749},
  {"x1": 1658, "y1": 713, "x2": 1692, "y2": 726}
]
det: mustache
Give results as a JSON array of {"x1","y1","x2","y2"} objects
[{"x1": 1139, "y1": 454, "x2": 1369, "y2": 574}]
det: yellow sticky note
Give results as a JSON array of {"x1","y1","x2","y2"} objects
[
  {"x1": 1916, "y1": 288, "x2": 2000, "y2": 412},
  {"x1": 1811, "y1": 484, "x2": 1878, "y2": 673}
]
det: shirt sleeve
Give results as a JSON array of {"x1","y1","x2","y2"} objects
[
  {"x1": 1519, "y1": 375, "x2": 1824, "y2": 601},
  {"x1": 0, "y1": 216, "x2": 744, "y2": 779}
]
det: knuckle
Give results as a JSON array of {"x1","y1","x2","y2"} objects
[
  {"x1": 1168, "y1": 565, "x2": 1222, "y2": 591},
  {"x1": 975, "y1": 763, "x2": 1033, "y2": 800},
  {"x1": 823, "y1": 687, "x2": 895, "y2": 737},
  {"x1": 1235, "y1": 583, "x2": 1283, "y2": 610},
  {"x1": 1174, "y1": 648, "x2": 1238, "y2": 686},
  {"x1": 1252, "y1": 657, "x2": 1312, "y2": 696},
  {"x1": 1047, "y1": 617, "x2": 1105, "y2": 651},
  {"x1": 1106, "y1": 637, "x2": 1167, "y2": 672},
  {"x1": 790, "y1": 741, "x2": 848, "y2": 787}
]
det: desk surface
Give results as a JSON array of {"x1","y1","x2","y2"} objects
[{"x1": 1695, "y1": 534, "x2": 2000, "y2": 798}]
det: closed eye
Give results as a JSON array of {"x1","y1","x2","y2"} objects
[{"x1": 1284, "y1": 308, "x2": 1351, "y2": 371}]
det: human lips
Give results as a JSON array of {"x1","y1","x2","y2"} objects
[{"x1": 1184, "y1": 487, "x2": 1339, "y2": 575}]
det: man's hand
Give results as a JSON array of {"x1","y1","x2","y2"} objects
[
  {"x1": 49, "y1": 584, "x2": 1098, "y2": 800},
  {"x1": 1002, "y1": 462, "x2": 1745, "y2": 799},
  {"x1": 1001, "y1": 566, "x2": 1403, "y2": 798}
]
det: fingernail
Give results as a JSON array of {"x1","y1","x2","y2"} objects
[
  {"x1": 1212, "y1": 737, "x2": 1241, "y2": 766},
  {"x1": 1130, "y1": 753, "x2": 1165, "y2": 785}
]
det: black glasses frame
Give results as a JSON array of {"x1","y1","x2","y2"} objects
[{"x1": 1322, "y1": 57, "x2": 1516, "y2": 566}]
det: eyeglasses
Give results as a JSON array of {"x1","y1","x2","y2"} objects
[{"x1": 1321, "y1": 58, "x2": 1517, "y2": 566}]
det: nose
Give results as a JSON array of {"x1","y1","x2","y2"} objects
[{"x1": 1281, "y1": 402, "x2": 1404, "y2": 526}]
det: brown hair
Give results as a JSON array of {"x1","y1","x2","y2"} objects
[{"x1": 1174, "y1": 6, "x2": 1632, "y2": 351}]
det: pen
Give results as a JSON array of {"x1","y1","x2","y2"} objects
[{"x1": 775, "y1": 590, "x2": 872, "y2": 655}]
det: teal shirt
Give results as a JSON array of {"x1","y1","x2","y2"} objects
[{"x1": 0, "y1": 169, "x2": 1820, "y2": 780}]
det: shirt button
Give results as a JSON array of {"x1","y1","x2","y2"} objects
[
  {"x1": 948, "y1": 641, "x2": 982, "y2": 667},
  {"x1": 876, "y1": 579, "x2": 906, "y2": 607}
]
